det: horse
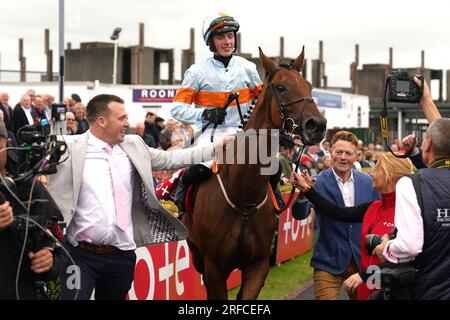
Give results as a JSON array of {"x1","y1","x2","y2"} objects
[{"x1": 185, "y1": 47, "x2": 327, "y2": 299}]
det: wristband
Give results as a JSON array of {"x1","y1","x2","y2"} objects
[{"x1": 301, "y1": 185, "x2": 311, "y2": 193}]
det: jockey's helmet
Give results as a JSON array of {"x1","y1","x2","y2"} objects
[{"x1": 202, "y1": 13, "x2": 239, "y2": 51}]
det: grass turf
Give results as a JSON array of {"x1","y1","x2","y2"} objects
[{"x1": 227, "y1": 249, "x2": 313, "y2": 300}]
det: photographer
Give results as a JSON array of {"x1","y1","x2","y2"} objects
[
  {"x1": 0, "y1": 176, "x2": 64, "y2": 300},
  {"x1": 374, "y1": 118, "x2": 450, "y2": 300},
  {"x1": 0, "y1": 115, "x2": 65, "y2": 299}
]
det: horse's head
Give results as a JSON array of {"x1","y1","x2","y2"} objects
[{"x1": 258, "y1": 47, "x2": 327, "y2": 146}]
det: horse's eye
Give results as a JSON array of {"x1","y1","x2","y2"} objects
[{"x1": 276, "y1": 84, "x2": 287, "y2": 93}]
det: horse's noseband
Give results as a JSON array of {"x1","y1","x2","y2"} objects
[{"x1": 267, "y1": 66, "x2": 315, "y2": 136}]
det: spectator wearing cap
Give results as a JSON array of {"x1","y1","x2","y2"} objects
[
  {"x1": 299, "y1": 154, "x2": 315, "y2": 176},
  {"x1": 68, "y1": 94, "x2": 82, "y2": 113},
  {"x1": 71, "y1": 93, "x2": 82, "y2": 104}
]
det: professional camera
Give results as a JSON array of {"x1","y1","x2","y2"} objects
[
  {"x1": 387, "y1": 69, "x2": 423, "y2": 103},
  {"x1": 7, "y1": 120, "x2": 67, "y2": 233},
  {"x1": 368, "y1": 261, "x2": 416, "y2": 300},
  {"x1": 365, "y1": 228, "x2": 416, "y2": 300},
  {"x1": 2, "y1": 120, "x2": 67, "y2": 300},
  {"x1": 365, "y1": 228, "x2": 397, "y2": 255},
  {"x1": 12, "y1": 120, "x2": 67, "y2": 177}
]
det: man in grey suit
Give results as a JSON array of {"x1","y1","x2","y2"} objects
[{"x1": 48, "y1": 94, "x2": 225, "y2": 300}]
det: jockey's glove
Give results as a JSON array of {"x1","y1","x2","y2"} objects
[{"x1": 202, "y1": 108, "x2": 226, "y2": 125}]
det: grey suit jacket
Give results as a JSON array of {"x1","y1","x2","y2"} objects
[{"x1": 47, "y1": 132, "x2": 215, "y2": 247}]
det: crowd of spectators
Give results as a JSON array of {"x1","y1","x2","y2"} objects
[
  {"x1": 277, "y1": 136, "x2": 409, "y2": 185},
  {"x1": 1, "y1": 88, "x2": 412, "y2": 200}
]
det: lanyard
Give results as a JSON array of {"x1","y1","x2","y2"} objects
[{"x1": 429, "y1": 159, "x2": 450, "y2": 169}]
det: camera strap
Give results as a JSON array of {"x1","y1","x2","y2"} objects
[{"x1": 381, "y1": 76, "x2": 424, "y2": 159}]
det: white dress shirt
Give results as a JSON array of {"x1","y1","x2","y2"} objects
[
  {"x1": 21, "y1": 106, "x2": 34, "y2": 125},
  {"x1": 383, "y1": 176, "x2": 424, "y2": 263},
  {"x1": 332, "y1": 168, "x2": 355, "y2": 207},
  {"x1": 67, "y1": 131, "x2": 137, "y2": 250}
]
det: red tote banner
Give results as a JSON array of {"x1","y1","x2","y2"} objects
[
  {"x1": 128, "y1": 240, "x2": 241, "y2": 300},
  {"x1": 275, "y1": 192, "x2": 315, "y2": 264}
]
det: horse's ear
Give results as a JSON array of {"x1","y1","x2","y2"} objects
[
  {"x1": 259, "y1": 47, "x2": 276, "y2": 76},
  {"x1": 291, "y1": 46, "x2": 305, "y2": 72}
]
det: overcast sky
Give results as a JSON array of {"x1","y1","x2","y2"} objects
[{"x1": 1, "y1": 0, "x2": 450, "y2": 88}]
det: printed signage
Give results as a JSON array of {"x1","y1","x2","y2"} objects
[
  {"x1": 133, "y1": 88, "x2": 177, "y2": 103},
  {"x1": 312, "y1": 91, "x2": 342, "y2": 109}
]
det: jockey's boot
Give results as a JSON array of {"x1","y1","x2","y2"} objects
[
  {"x1": 174, "y1": 164, "x2": 212, "y2": 218},
  {"x1": 269, "y1": 163, "x2": 285, "y2": 210}
]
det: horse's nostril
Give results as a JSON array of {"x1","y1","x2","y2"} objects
[{"x1": 305, "y1": 119, "x2": 318, "y2": 132}]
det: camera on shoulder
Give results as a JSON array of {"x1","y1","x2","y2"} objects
[{"x1": 387, "y1": 69, "x2": 423, "y2": 103}]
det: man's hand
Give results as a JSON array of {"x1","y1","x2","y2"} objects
[
  {"x1": 401, "y1": 134, "x2": 418, "y2": 155},
  {"x1": 202, "y1": 108, "x2": 226, "y2": 125},
  {"x1": 0, "y1": 201, "x2": 13, "y2": 230},
  {"x1": 414, "y1": 76, "x2": 431, "y2": 106},
  {"x1": 290, "y1": 170, "x2": 316, "y2": 191},
  {"x1": 28, "y1": 249, "x2": 53, "y2": 274},
  {"x1": 37, "y1": 175, "x2": 48, "y2": 188},
  {"x1": 413, "y1": 76, "x2": 441, "y2": 123},
  {"x1": 372, "y1": 234, "x2": 390, "y2": 262},
  {"x1": 344, "y1": 273, "x2": 363, "y2": 293}
]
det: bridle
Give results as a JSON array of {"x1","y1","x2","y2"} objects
[{"x1": 266, "y1": 65, "x2": 316, "y2": 139}]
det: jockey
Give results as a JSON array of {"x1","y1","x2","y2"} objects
[{"x1": 170, "y1": 13, "x2": 284, "y2": 215}]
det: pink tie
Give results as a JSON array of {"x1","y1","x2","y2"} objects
[{"x1": 105, "y1": 145, "x2": 128, "y2": 231}]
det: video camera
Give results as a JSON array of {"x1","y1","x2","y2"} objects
[
  {"x1": 387, "y1": 69, "x2": 423, "y2": 104},
  {"x1": 12, "y1": 118, "x2": 67, "y2": 177},
  {"x1": 2, "y1": 114, "x2": 68, "y2": 299},
  {"x1": 6, "y1": 115, "x2": 67, "y2": 230}
]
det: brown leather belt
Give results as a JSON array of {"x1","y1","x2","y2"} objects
[{"x1": 78, "y1": 241, "x2": 120, "y2": 254}]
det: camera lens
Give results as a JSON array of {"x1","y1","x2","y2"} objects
[{"x1": 365, "y1": 234, "x2": 382, "y2": 255}]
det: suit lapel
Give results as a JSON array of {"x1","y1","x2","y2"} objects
[
  {"x1": 353, "y1": 171, "x2": 364, "y2": 204},
  {"x1": 72, "y1": 133, "x2": 89, "y2": 206},
  {"x1": 119, "y1": 139, "x2": 152, "y2": 190},
  {"x1": 323, "y1": 169, "x2": 346, "y2": 206}
]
